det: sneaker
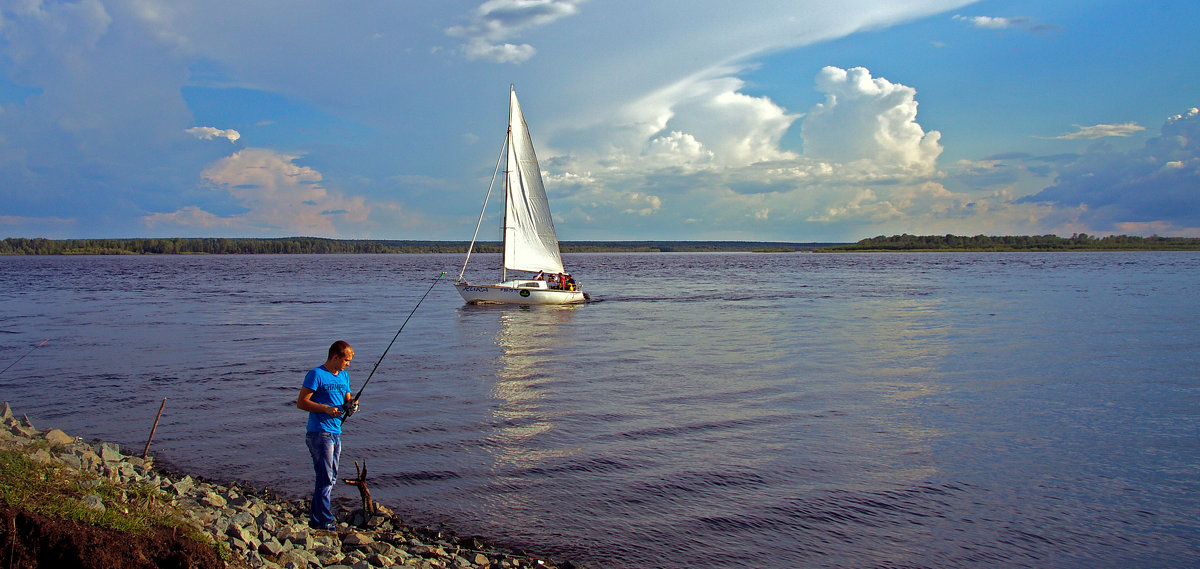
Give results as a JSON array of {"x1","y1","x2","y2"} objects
[{"x1": 309, "y1": 522, "x2": 337, "y2": 531}]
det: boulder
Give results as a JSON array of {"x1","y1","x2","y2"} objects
[
  {"x1": 200, "y1": 491, "x2": 228, "y2": 509},
  {"x1": 43, "y1": 428, "x2": 75, "y2": 445},
  {"x1": 171, "y1": 476, "x2": 195, "y2": 496},
  {"x1": 258, "y1": 537, "x2": 286, "y2": 557},
  {"x1": 342, "y1": 532, "x2": 375, "y2": 549},
  {"x1": 98, "y1": 442, "x2": 122, "y2": 462},
  {"x1": 277, "y1": 548, "x2": 320, "y2": 568}
]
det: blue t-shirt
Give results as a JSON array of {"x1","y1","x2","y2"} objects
[{"x1": 303, "y1": 365, "x2": 351, "y2": 434}]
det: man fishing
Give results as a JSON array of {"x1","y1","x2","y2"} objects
[
  {"x1": 292, "y1": 273, "x2": 442, "y2": 530},
  {"x1": 296, "y1": 340, "x2": 358, "y2": 530}
]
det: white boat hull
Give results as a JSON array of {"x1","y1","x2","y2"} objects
[{"x1": 455, "y1": 281, "x2": 586, "y2": 305}]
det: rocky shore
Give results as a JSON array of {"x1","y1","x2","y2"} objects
[{"x1": 0, "y1": 403, "x2": 574, "y2": 569}]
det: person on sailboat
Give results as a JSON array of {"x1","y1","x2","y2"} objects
[{"x1": 297, "y1": 340, "x2": 357, "y2": 530}]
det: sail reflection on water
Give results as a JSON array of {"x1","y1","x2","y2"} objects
[{"x1": 486, "y1": 306, "x2": 582, "y2": 469}]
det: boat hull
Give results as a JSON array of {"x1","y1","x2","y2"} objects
[{"x1": 455, "y1": 282, "x2": 586, "y2": 305}]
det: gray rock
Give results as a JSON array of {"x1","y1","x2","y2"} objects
[
  {"x1": 259, "y1": 537, "x2": 286, "y2": 557},
  {"x1": 315, "y1": 548, "x2": 347, "y2": 566},
  {"x1": 364, "y1": 541, "x2": 399, "y2": 557},
  {"x1": 245, "y1": 499, "x2": 268, "y2": 517},
  {"x1": 98, "y1": 442, "x2": 122, "y2": 462},
  {"x1": 10, "y1": 421, "x2": 36, "y2": 438},
  {"x1": 255, "y1": 510, "x2": 279, "y2": 533},
  {"x1": 244, "y1": 550, "x2": 267, "y2": 567},
  {"x1": 311, "y1": 532, "x2": 341, "y2": 551},
  {"x1": 276, "y1": 525, "x2": 311, "y2": 546},
  {"x1": 57, "y1": 452, "x2": 83, "y2": 471},
  {"x1": 342, "y1": 532, "x2": 376, "y2": 549},
  {"x1": 28, "y1": 449, "x2": 53, "y2": 464},
  {"x1": 277, "y1": 548, "x2": 320, "y2": 568},
  {"x1": 229, "y1": 510, "x2": 256, "y2": 529},
  {"x1": 200, "y1": 491, "x2": 227, "y2": 509},
  {"x1": 171, "y1": 476, "x2": 194, "y2": 496},
  {"x1": 43, "y1": 428, "x2": 74, "y2": 446},
  {"x1": 75, "y1": 449, "x2": 101, "y2": 471},
  {"x1": 1, "y1": 402, "x2": 12, "y2": 420},
  {"x1": 83, "y1": 494, "x2": 105, "y2": 513},
  {"x1": 369, "y1": 553, "x2": 397, "y2": 567},
  {"x1": 226, "y1": 522, "x2": 254, "y2": 544}
]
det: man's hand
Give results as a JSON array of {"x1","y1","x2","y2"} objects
[{"x1": 340, "y1": 398, "x2": 359, "y2": 423}]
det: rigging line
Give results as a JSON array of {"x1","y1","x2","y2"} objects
[
  {"x1": 343, "y1": 272, "x2": 444, "y2": 423},
  {"x1": 458, "y1": 132, "x2": 510, "y2": 283},
  {"x1": 0, "y1": 338, "x2": 49, "y2": 378}
]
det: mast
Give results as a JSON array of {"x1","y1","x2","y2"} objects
[{"x1": 501, "y1": 84, "x2": 514, "y2": 283}]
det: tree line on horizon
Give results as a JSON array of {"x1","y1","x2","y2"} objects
[
  {"x1": 816, "y1": 233, "x2": 1200, "y2": 252},
  {"x1": 2, "y1": 235, "x2": 1197, "y2": 255},
  {"x1": 0, "y1": 237, "x2": 826, "y2": 255}
]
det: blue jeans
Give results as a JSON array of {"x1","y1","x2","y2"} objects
[{"x1": 306, "y1": 431, "x2": 341, "y2": 528}]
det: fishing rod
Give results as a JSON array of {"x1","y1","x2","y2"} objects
[
  {"x1": 341, "y1": 272, "x2": 444, "y2": 423},
  {"x1": 0, "y1": 338, "x2": 49, "y2": 378}
]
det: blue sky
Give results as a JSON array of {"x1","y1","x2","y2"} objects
[{"x1": 1, "y1": 0, "x2": 1197, "y2": 241}]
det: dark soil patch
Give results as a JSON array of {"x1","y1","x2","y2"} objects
[{"x1": 0, "y1": 506, "x2": 224, "y2": 569}]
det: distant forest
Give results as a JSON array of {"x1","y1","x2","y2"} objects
[
  {"x1": 816, "y1": 234, "x2": 1200, "y2": 252},
  {"x1": 0, "y1": 237, "x2": 827, "y2": 255},
  {"x1": 3, "y1": 235, "x2": 1198, "y2": 255}
]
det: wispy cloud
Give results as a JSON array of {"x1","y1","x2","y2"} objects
[
  {"x1": 185, "y1": 126, "x2": 241, "y2": 143},
  {"x1": 1043, "y1": 123, "x2": 1146, "y2": 140},
  {"x1": 446, "y1": 0, "x2": 586, "y2": 63},
  {"x1": 953, "y1": 14, "x2": 1054, "y2": 32}
]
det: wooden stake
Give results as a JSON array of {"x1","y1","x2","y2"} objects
[{"x1": 142, "y1": 398, "x2": 166, "y2": 459}]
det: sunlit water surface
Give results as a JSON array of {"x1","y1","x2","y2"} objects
[{"x1": 1, "y1": 252, "x2": 1197, "y2": 568}]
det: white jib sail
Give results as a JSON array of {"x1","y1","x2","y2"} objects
[{"x1": 503, "y1": 87, "x2": 565, "y2": 275}]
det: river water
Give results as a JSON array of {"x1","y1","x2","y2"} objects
[{"x1": 1, "y1": 252, "x2": 1197, "y2": 568}]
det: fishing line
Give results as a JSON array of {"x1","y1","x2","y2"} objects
[
  {"x1": 0, "y1": 338, "x2": 49, "y2": 378},
  {"x1": 342, "y1": 272, "x2": 445, "y2": 423}
]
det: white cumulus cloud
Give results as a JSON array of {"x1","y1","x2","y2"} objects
[
  {"x1": 802, "y1": 66, "x2": 942, "y2": 174},
  {"x1": 144, "y1": 148, "x2": 368, "y2": 236}
]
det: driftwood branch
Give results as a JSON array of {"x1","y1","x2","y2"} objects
[{"x1": 341, "y1": 460, "x2": 374, "y2": 516}]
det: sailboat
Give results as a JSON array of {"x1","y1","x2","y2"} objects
[{"x1": 455, "y1": 86, "x2": 589, "y2": 305}]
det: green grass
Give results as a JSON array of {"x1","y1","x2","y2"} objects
[{"x1": 0, "y1": 442, "x2": 201, "y2": 538}]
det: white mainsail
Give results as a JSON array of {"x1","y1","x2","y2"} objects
[
  {"x1": 503, "y1": 88, "x2": 565, "y2": 275},
  {"x1": 455, "y1": 85, "x2": 589, "y2": 305}
]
